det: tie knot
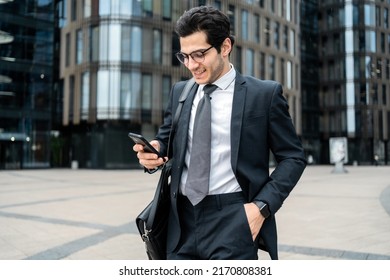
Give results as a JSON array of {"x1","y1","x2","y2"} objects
[{"x1": 203, "y1": 84, "x2": 218, "y2": 95}]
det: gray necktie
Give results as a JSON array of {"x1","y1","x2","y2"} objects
[{"x1": 185, "y1": 84, "x2": 218, "y2": 205}]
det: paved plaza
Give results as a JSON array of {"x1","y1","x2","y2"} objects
[{"x1": 0, "y1": 165, "x2": 389, "y2": 260}]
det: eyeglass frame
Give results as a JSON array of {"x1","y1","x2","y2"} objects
[{"x1": 175, "y1": 45, "x2": 214, "y2": 65}]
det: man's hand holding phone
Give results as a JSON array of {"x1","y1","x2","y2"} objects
[{"x1": 129, "y1": 133, "x2": 167, "y2": 170}]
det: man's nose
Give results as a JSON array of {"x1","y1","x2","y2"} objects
[{"x1": 186, "y1": 56, "x2": 200, "y2": 69}]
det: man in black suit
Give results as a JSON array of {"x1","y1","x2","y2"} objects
[{"x1": 133, "y1": 6, "x2": 306, "y2": 260}]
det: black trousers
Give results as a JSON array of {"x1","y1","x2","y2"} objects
[{"x1": 167, "y1": 192, "x2": 259, "y2": 260}]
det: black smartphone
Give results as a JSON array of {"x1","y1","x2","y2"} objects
[{"x1": 128, "y1": 132, "x2": 162, "y2": 157}]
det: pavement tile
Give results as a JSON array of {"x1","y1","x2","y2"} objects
[{"x1": 0, "y1": 166, "x2": 389, "y2": 260}]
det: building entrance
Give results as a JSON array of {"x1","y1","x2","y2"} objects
[{"x1": 0, "y1": 141, "x2": 22, "y2": 169}]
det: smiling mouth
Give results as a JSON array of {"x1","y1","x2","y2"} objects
[{"x1": 193, "y1": 68, "x2": 206, "y2": 76}]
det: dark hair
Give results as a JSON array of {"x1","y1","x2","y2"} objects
[{"x1": 175, "y1": 6, "x2": 235, "y2": 53}]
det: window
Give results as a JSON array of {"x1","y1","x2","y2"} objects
[
  {"x1": 162, "y1": 76, "x2": 171, "y2": 109},
  {"x1": 99, "y1": 0, "x2": 110, "y2": 15},
  {"x1": 245, "y1": 49, "x2": 254, "y2": 76},
  {"x1": 295, "y1": 0, "x2": 299, "y2": 24},
  {"x1": 99, "y1": 24, "x2": 109, "y2": 61},
  {"x1": 286, "y1": 0, "x2": 291, "y2": 21},
  {"x1": 58, "y1": 0, "x2": 67, "y2": 27},
  {"x1": 376, "y1": 5, "x2": 381, "y2": 27},
  {"x1": 121, "y1": 25, "x2": 131, "y2": 61},
  {"x1": 327, "y1": 8, "x2": 334, "y2": 28},
  {"x1": 99, "y1": 24, "x2": 122, "y2": 61},
  {"x1": 71, "y1": 0, "x2": 77, "y2": 21},
  {"x1": 365, "y1": 56, "x2": 372, "y2": 79},
  {"x1": 162, "y1": 0, "x2": 171, "y2": 20},
  {"x1": 109, "y1": 24, "x2": 121, "y2": 61},
  {"x1": 259, "y1": 0, "x2": 264, "y2": 8},
  {"x1": 130, "y1": 26, "x2": 142, "y2": 63},
  {"x1": 328, "y1": 61, "x2": 335, "y2": 80},
  {"x1": 269, "y1": 55, "x2": 275, "y2": 80},
  {"x1": 228, "y1": 5, "x2": 235, "y2": 34},
  {"x1": 97, "y1": 70, "x2": 121, "y2": 119},
  {"x1": 254, "y1": 14, "x2": 260, "y2": 43},
  {"x1": 65, "y1": 33, "x2": 70, "y2": 67},
  {"x1": 90, "y1": 26, "x2": 99, "y2": 62},
  {"x1": 214, "y1": 0, "x2": 222, "y2": 10},
  {"x1": 142, "y1": 74, "x2": 152, "y2": 110},
  {"x1": 76, "y1": 29, "x2": 83, "y2": 64},
  {"x1": 143, "y1": 0, "x2": 153, "y2": 17},
  {"x1": 273, "y1": 22, "x2": 279, "y2": 49},
  {"x1": 289, "y1": 29, "x2": 295, "y2": 56},
  {"x1": 235, "y1": 46, "x2": 242, "y2": 73},
  {"x1": 69, "y1": 75, "x2": 75, "y2": 119},
  {"x1": 81, "y1": 72, "x2": 89, "y2": 120},
  {"x1": 377, "y1": 59, "x2": 382, "y2": 79},
  {"x1": 354, "y1": 56, "x2": 360, "y2": 79},
  {"x1": 364, "y1": 4, "x2": 376, "y2": 27},
  {"x1": 172, "y1": 33, "x2": 180, "y2": 66},
  {"x1": 333, "y1": 33, "x2": 341, "y2": 54},
  {"x1": 287, "y1": 61, "x2": 292, "y2": 89},
  {"x1": 83, "y1": 0, "x2": 91, "y2": 18},
  {"x1": 120, "y1": 71, "x2": 141, "y2": 119},
  {"x1": 365, "y1": 30, "x2": 376, "y2": 52},
  {"x1": 242, "y1": 10, "x2": 248, "y2": 40},
  {"x1": 372, "y1": 83, "x2": 378, "y2": 104},
  {"x1": 119, "y1": 0, "x2": 132, "y2": 15},
  {"x1": 386, "y1": 59, "x2": 390, "y2": 79},
  {"x1": 353, "y1": 4, "x2": 359, "y2": 26},
  {"x1": 265, "y1": 18, "x2": 270, "y2": 46},
  {"x1": 260, "y1": 52, "x2": 265, "y2": 79},
  {"x1": 153, "y1": 29, "x2": 162, "y2": 64},
  {"x1": 357, "y1": 30, "x2": 365, "y2": 51},
  {"x1": 381, "y1": 33, "x2": 385, "y2": 53},
  {"x1": 283, "y1": 26, "x2": 288, "y2": 52},
  {"x1": 388, "y1": 34, "x2": 390, "y2": 54}
]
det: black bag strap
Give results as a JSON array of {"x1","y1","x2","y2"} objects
[
  {"x1": 145, "y1": 159, "x2": 172, "y2": 230},
  {"x1": 145, "y1": 78, "x2": 195, "y2": 230},
  {"x1": 166, "y1": 78, "x2": 195, "y2": 158}
]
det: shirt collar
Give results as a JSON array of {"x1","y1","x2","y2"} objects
[{"x1": 201, "y1": 64, "x2": 236, "y2": 91}]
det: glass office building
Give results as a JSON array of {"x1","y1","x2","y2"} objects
[
  {"x1": 300, "y1": 0, "x2": 320, "y2": 164},
  {"x1": 0, "y1": 0, "x2": 59, "y2": 169},
  {"x1": 318, "y1": 0, "x2": 390, "y2": 164},
  {"x1": 59, "y1": 0, "x2": 302, "y2": 168}
]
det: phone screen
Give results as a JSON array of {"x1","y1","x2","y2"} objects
[{"x1": 128, "y1": 132, "x2": 161, "y2": 156}]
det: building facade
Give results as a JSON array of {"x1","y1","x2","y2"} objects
[
  {"x1": 59, "y1": 0, "x2": 302, "y2": 168},
  {"x1": 318, "y1": 0, "x2": 390, "y2": 165},
  {"x1": 300, "y1": 0, "x2": 321, "y2": 164},
  {"x1": 0, "y1": 0, "x2": 60, "y2": 169},
  {"x1": 3, "y1": 0, "x2": 389, "y2": 169}
]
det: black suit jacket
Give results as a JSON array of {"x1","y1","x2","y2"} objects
[{"x1": 155, "y1": 72, "x2": 306, "y2": 260}]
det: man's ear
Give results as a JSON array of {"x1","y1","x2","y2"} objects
[{"x1": 221, "y1": 37, "x2": 232, "y2": 56}]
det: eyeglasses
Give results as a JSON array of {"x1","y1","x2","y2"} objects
[{"x1": 175, "y1": 46, "x2": 214, "y2": 64}]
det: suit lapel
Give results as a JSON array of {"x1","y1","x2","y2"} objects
[
  {"x1": 176, "y1": 83, "x2": 198, "y2": 164},
  {"x1": 230, "y1": 73, "x2": 247, "y2": 174}
]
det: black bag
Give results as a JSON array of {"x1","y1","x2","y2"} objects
[
  {"x1": 135, "y1": 78, "x2": 195, "y2": 260},
  {"x1": 135, "y1": 160, "x2": 172, "y2": 260}
]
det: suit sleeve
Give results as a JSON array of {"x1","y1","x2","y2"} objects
[{"x1": 255, "y1": 83, "x2": 307, "y2": 214}]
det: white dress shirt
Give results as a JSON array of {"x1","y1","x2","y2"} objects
[{"x1": 180, "y1": 65, "x2": 241, "y2": 195}]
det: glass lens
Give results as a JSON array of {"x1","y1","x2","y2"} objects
[
  {"x1": 191, "y1": 52, "x2": 204, "y2": 62},
  {"x1": 175, "y1": 52, "x2": 187, "y2": 63}
]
